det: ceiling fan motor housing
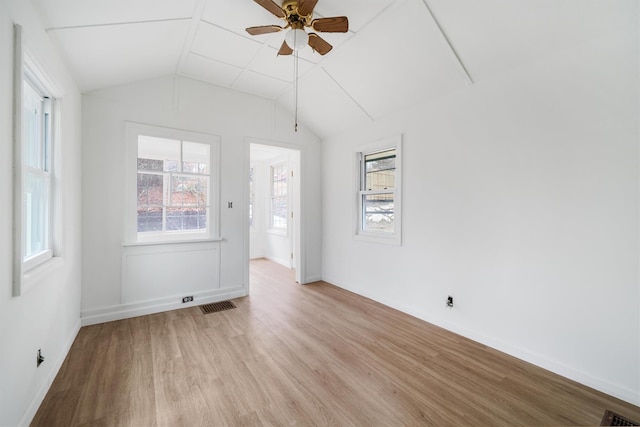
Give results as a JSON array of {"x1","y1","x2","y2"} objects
[{"x1": 283, "y1": 0, "x2": 313, "y2": 28}]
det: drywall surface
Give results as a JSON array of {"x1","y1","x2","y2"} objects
[
  {"x1": 0, "y1": 1, "x2": 83, "y2": 425},
  {"x1": 81, "y1": 76, "x2": 322, "y2": 322},
  {"x1": 322, "y1": 24, "x2": 639, "y2": 404}
]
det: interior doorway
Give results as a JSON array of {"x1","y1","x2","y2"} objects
[{"x1": 248, "y1": 143, "x2": 301, "y2": 283}]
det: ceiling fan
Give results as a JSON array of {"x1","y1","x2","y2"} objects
[{"x1": 246, "y1": 0, "x2": 349, "y2": 55}]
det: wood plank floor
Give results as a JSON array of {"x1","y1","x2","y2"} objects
[{"x1": 33, "y1": 258, "x2": 639, "y2": 426}]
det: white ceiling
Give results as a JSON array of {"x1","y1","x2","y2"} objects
[{"x1": 32, "y1": 0, "x2": 637, "y2": 138}]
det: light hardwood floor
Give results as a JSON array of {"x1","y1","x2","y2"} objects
[{"x1": 32, "y1": 258, "x2": 639, "y2": 426}]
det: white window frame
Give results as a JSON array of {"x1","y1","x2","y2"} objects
[
  {"x1": 13, "y1": 24, "x2": 64, "y2": 296},
  {"x1": 354, "y1": 135, "x2": 402, "y2": 246},
  {"x1": 124, "y1": 122, "x2": 221, "y2": 245},
  {"x1": 269, "y1": 160, "x2": 288, "y2": 234}
]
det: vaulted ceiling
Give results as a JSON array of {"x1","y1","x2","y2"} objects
[{"x1": 32, "y1": 0, "x2": 636, "y2": 138}]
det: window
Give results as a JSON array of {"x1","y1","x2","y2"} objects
[
  {"x1": 270, "y1": 162, "x2": 288, "y2": 232},
  {"x1": 126, "y1": 123, "x2": 220, "y2": 244},
  {"x1": 22, "y1": 77, "x2": 53, "y2": 268},
  {"x1": 13, "y1": 23, "x2": 63, "y2": 295},
  {"x1": 355, "y1": 136, "x2": 402, "y2": 245}
]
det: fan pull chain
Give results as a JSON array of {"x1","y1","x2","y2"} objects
[{"x1": 294, "y1": 35, "x2": 299, "y2": 133}]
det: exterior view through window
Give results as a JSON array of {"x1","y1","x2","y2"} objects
[
  {"x1": 137, "y1": 136, "x2": 210, "y2": 236},
  {"x1": 361, "y1": 148, "x2": 396, "y2": 233},
  {"x1": 22, "y1": 73, "x2": 54, "y2": 270},
  {"x1": 270, "y1": 162, "x2": 288, "y2": 231}
]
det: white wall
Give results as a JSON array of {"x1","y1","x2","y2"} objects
[
  {"x1": 322, "y1": 26, "x2": 639, "y2": 404},
  {"x1": 0, "y1": 1, "x2": 83, "y2": 425},
  {"x1": 81, "y1": 76, "x2": 322, "y2": 323}
]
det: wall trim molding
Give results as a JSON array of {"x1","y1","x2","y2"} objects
[{"x1": 81, "y1": 287, "x2": 247, "y2": 326}]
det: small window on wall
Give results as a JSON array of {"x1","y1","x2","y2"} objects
[
  {"x1": 355, "y1": 135, "x2": 402, "y2": 245},
  {"x1": 125, "y1": 123, "x2": 220, "y2": 244},
  {"x1": 270, "y1": 162, "x2": 288, "y2": 232},
  {"x1": 22, "y1": 77, "x2": 53, "y2": 269}
]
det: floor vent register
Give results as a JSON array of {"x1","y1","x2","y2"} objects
[
  {"x1": 200, "y1": 300, "x2": 237, "y2": 315},
  {"x1": 601, "y1": 410, "x2": 639, "y2": 426}
]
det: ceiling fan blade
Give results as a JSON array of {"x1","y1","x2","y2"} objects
[
  {"x1": 254, "y1": 0, "x2": 285, "y2": 19},
  {"x1": 311, "y1": 16, "x2": 349, "y2": 33},
  {"x1": 308, "y1": 33, "x2": 332, "y2": 55},
  {"x1": 278, "y1": 40, "x2": 293, "y2": 56},
  {"x1": 297, "y1": 0, "x2": 318, "y2": 16},
  {"x1": 246, "y1": 25, "x2": 284, "y2": 36}
]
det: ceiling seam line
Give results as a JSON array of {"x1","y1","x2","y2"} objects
[
  {"x1": 175, "y1": 0, "x2": 208, "y2": 82},
  {"x1": 230, "y1": 39, "x2": 268, "y2": 88},
  {"x1": 45, "y1": 17, "x2": 191, "y2": 32},
  {"x1": 187, "y1": 51, "x2": 244, "y2": 71},
  {"x1": 321, "y1": 67, "x2": 374, "y2": 122},
  {"x1": 419, "y1": 0, "x2": 473, "y2": 85},
  {"x1": 200, "y1": 18, "x2": 265, "y2": 44}
]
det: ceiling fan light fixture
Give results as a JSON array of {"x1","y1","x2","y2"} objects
[{"x1": 285, "y1": 28, "x2": 308, "y2": 50}]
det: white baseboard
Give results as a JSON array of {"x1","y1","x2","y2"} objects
[
  {"x1": 321, "y1": 275, "x2": 640, "y2": 407},
  {"x1": 19, "y1": 318, "x2": 82, "y2": 427},
  {"x1": 81, "y1": 287, "x2": 248, "y2": 326}
]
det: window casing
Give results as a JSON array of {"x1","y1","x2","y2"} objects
[
  {"x1": 125, "y1": 123, "x2": 220, "y2": 244},
  {"x1": 355, "y1": 136, "x2": 402, "y2": 245},
  {"x1": 270, "y1": 162, "x2": 288, "y2": 232}
]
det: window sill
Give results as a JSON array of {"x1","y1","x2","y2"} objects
[{"x1": 122, "y1": 237, "x2": 223, "y2": 247}]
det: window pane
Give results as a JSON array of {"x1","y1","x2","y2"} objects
[
  {"x1": 271, "y1": 196, "x2": 287, "y2": 229},
  {"x1": 24, "y1": 171, "x2": 49, "y2": 257},
  {"x1": 171, "y1": 175, "x2": 207, "y2": 207},
  {"x1": 137, "y1": 207, "x2": 163, "y2": 232},
  {"x1": 23, "y1": 82, "x2": 43, "y2": 170},
  {"x1": 182, "y1": 141, "x2": 210, "y2": 174},
  {"x1": 363, "y1": 193, "x2": 394, "y2": 233},
  {"x1": 272, "y1": 165, "x2": 287, "y2": 196},
  {"x1": 166, "y1": 207, "x2": 207, "y2": 231},
  {"x1": 137, "y1": 158, "x2": 163, "y2": 172},
  {"x1": 137, "y1": 173, "x2": 164, "y2": 208},
  {"x1": 138, "y1": 136, "x2": 180, "y2": 172},
  {"x1": 270, "y1": 163, "x2": 287, "y2": 230},
  {"x1": 365, "y1": 149, "x2": 395, "y2": 191}
]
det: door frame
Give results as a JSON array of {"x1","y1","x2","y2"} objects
[{"x1": 244, "y1": 138, "x2": 305, "y2": 291}]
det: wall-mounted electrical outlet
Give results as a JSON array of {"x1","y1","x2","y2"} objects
[
  {"x1": 37, "y1": 349, "x2": 45, "y2": 367},
  {"x1": 182, "y1": 296, "x2": 194, "y2": 303},
  {"x1": 446, "y1": 296, "x2": 454, "y2": 308}
]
